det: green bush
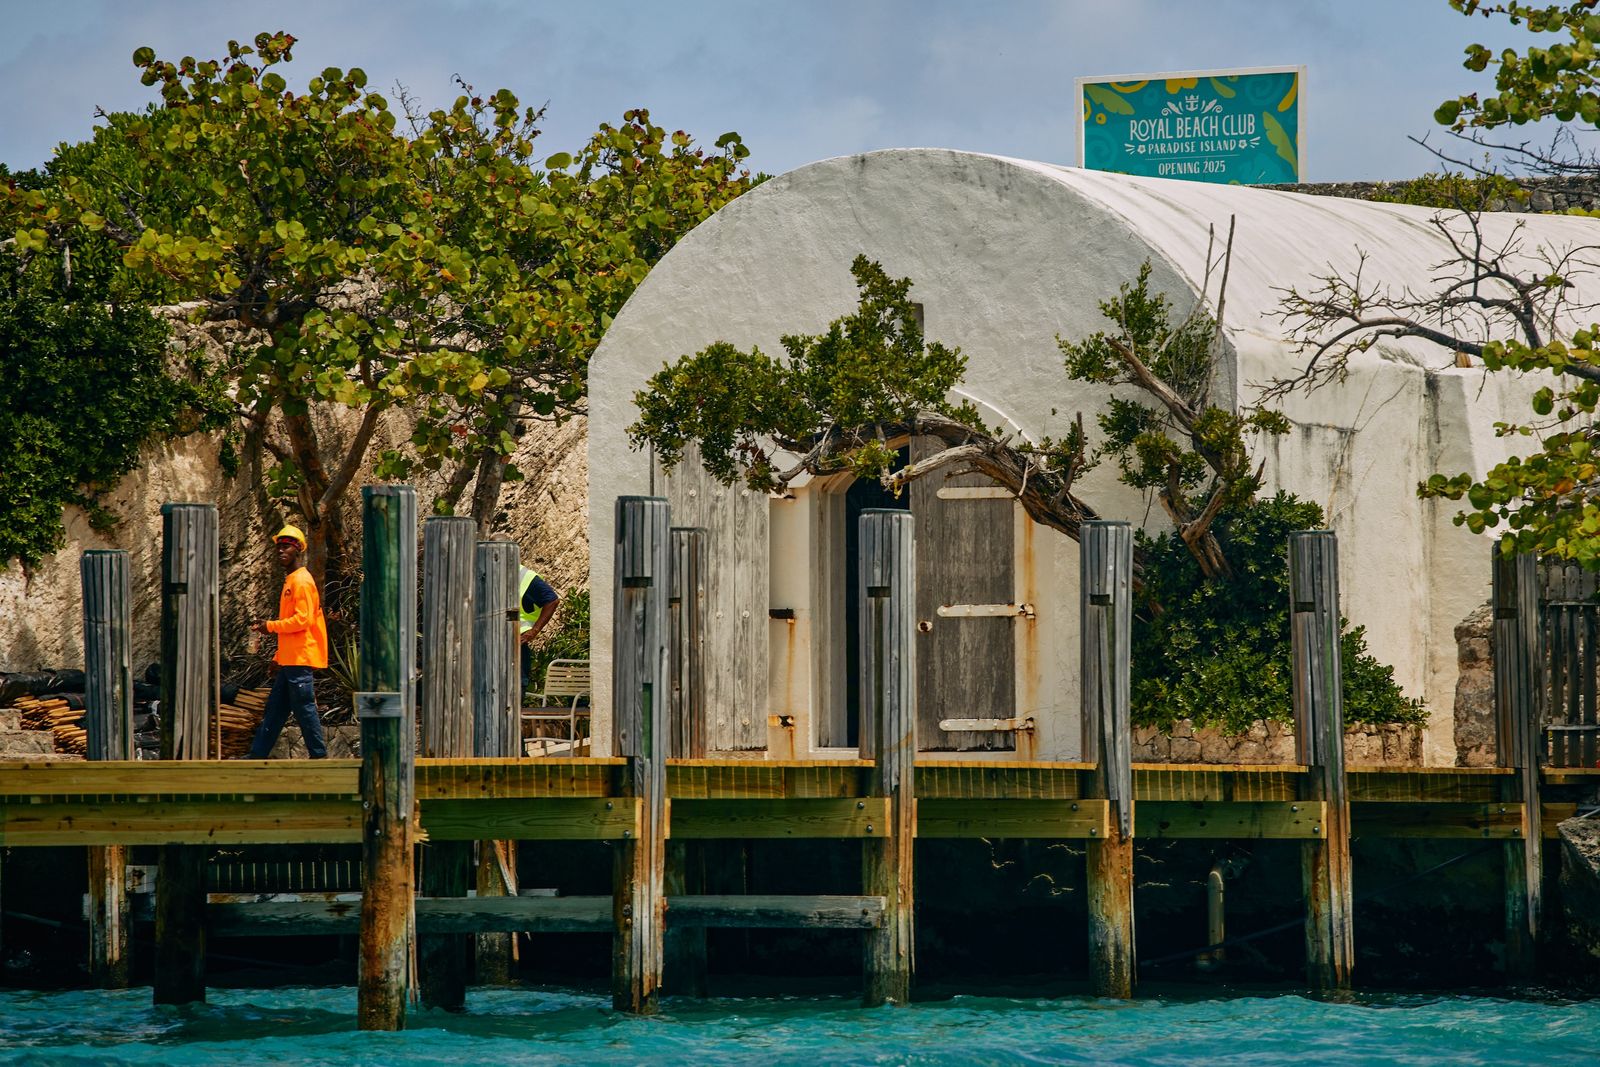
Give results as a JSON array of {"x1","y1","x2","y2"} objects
[
  {"x1": 1131, "y1": 492, "x2": 1427, "y2": 734},
  {"x1": 528, "y1": 588, "x2": 590, "y2": 691}
]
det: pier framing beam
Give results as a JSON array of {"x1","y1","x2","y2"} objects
[
  {"x1": 858, "y1": 509, "x2": 916, "y2": 1007},
  {"x1": 473, "y1": 540, "x2": 521, "y2": 984},
  {"x1": 612, "y1": 497, "x2": 671, "y2": 1014},
  {"x1": 82, "y1": 549, "x2": 132, "y2": 988},
  {"x1": 419, "y1": 516, "x2": 476, "y2": 1011},
  {"x1": 1492, "y1": 549, "x2": 1544, "y2": 977},
  {"x1": 1080, "y1": 521, "x2": 1135, "y2": 999},
  {"x1": 357, "y1": 486, "x2": 419, "y2": 1032},
  {"x1": 664, "y1": 527, "x2": 709, "y2": 997},
  {"x1": 1290, "y1": 531, "x2": 1354, "y2": 992},
  {"x1": 153, "y1": 504, "x2": 218, "y2": 1007}
]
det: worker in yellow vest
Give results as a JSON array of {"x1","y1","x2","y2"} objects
[{"x1": 519, "y1": 566, "x2": 562, "y2": 699}]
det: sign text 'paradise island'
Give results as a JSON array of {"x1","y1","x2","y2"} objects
[{"x1": 1077, "y1": 66, "x2": 1304, "y2": 185}]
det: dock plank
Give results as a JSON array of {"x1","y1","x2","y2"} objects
[
  {"x1": 1352, "y1": 801, "x2": 1524, "y2": 839},
  {"x1": 916, "y1": 798, "x2": 1109, "y2": 838},
  {"x1": 1137, "y1": 800, "x2": 1326, "y2": 839},
  {"x1": 419, "y1": 797, "x2": 639, "y2": 840},
  {"x1": 667, "y1": 798, "x2": 887, "y2": 838}
]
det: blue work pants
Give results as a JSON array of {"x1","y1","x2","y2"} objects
[{"x1": 247, "y1": 665, "x2": 328, "y2": 759}]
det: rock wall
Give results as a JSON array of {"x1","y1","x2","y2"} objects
[
  {"x1": 0, "y1": 312, "x2": 590, "y2": 676},
  {"x1": 1264, "y1": 175, "x2": 1600, "y2": 214},
  {"x1": 1454, "y1": 601, "x2": 1497, "y2": 767},
  {"x1": 1132, "y1": 719, "x2": 1423, "y2": 766}
]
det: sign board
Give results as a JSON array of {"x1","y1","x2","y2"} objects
[{"x1": 1077, "y1": 66, "x2": 1303, "y2": 185}]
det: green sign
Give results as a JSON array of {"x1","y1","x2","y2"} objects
[{"x1": 1077, "y1": 67, "x2": 1303, "y2": 184}]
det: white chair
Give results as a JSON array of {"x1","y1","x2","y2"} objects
[{"x1": 521, "y1": 659, "x2": 591, "y2": 756}]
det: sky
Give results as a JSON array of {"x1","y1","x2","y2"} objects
[{"x1": 0, "y1": 0, "x2": 1573, "y2": 182}]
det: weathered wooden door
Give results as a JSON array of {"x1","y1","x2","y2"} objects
[{"x1": 909, "y1": 436, "x2": 1016, "y2": 751}]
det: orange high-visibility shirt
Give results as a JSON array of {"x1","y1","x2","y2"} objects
[{"x1": 267, "y1": 566, "x2": 329, "y2": 668}]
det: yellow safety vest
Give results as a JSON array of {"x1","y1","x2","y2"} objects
[{"x1": 519, "y1": 569, "x2": 550, "y2": 633}]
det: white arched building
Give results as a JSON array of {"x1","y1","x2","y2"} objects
[{"x1": 587, "y1": 148, "x2": 1594, "y2": 765}]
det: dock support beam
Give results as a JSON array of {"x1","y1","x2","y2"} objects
[
  {"x1": 418, "y1": 516, "x2": 475, "y2": 1010},
  {"x1": 1290, "y1": 530, "x2": 1354, "y2": 992},
  {"x1": 473, "y1": 540, "x2": 522, "y2": 984},
  {"x1": 154, "y1": 503, "x2": 218, "y2": 1006},
  {"x1": 612, "y1": 497, "x2": 670, "y2": 1014},
  {"x1": 358, "y1": 486, "x2": 419, "y2": 1031},
  {"x1": 1493, "y1": 549, "x2": 1544, "y2": 977},
  {"x1": 1080, "y1": 521, "x2": 1135, "y2": 999},
  {"x1": 82, "y1": 549, "x2": 132, "y2": 988},
  {"x1": 665, "y1": 527, "x2": 709, "y2": 997},
  {"x1": 859, "y1": 509, "x2": 916, "y2": 1006}
]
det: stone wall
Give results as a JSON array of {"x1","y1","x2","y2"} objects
[
  {"x1": 1131, "y1": 719, "x2": 1423, "y2": 765},
  {"x1": 1263, "y1": 175, "x2": 1600, "y2": 214},
  {"x1": 1454, "y1": 601, "x2": 1497, "y2": 767}
]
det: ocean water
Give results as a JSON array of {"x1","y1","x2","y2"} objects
[{"x1": 0, "y1": 986, "x2": 1594, "y2": 1066}]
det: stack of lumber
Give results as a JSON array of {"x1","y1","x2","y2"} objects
[
  {"x1": 219, "y1": 688, "x2": 269, "y2": 759},
  {"x1": 13, "y1": 695, "x2": 87, "y2": 754}
]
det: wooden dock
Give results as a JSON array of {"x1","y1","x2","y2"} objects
[{"x1": 22, "y1": 488, "x2": 1585, "y2": 1027}]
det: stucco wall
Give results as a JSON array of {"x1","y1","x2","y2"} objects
[{"x1": 589, "y1": 148, "x2": 1596, "y2": 763}]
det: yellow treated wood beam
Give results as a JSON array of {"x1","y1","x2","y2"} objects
[
  {"x1": 419, "y1": 797, "x2": 639, "y2": 841},
  {"x1": 916, "y1": 799, "x2": 1110, "y2": 839},
  {"x1": 1136, "y1": 800, "x2": 1326, "y2": 839},
  {"x1": 666, "y1": 798, "x2": 888, "y2": 839},
  {"x1": 0, "y1": 760, "x2": 361, "y2": 798},
  {"x1": 0, "y1": 798, "x2": 360, "y2": 845},
  {"x1": 1352, "y1": 801, "x2": 1525, "y2": 839}
]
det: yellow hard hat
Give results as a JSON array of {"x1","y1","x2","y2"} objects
[{"x1": 273, "y1": 524, "x2": 307, "y2": 549}]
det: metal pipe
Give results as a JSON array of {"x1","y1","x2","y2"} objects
[{"x1": 1197, "y1": 861, "x2": 1227, "y2": 972}]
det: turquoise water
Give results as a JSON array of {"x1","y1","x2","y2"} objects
[{"x1": 0, "y1": 986, "x2": 1595, "y2": 1065}]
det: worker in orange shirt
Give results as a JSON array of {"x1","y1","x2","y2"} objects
[{"x1": 247, "y1": 525, "x2": 329, "y2": 759}]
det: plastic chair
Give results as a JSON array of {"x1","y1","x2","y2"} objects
[{"x1": 521, "y1": 659, "x2": 591, "y2": 756}]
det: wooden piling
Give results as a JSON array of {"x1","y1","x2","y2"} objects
[
  {"x1": 612, "y1": 496, "x2": 671, "y2": 1014},
  {"x1": 82, "y1": 549, "x2": 132, "y2": 988},
  {"x1": 153, "y1": 504, "x2": 218, "y2": 1006},
  {"x1": 1080, "y1": 520, "x2": 1135, "y2": 999},
  {"x1": 473, "y1": 540, "x2": 521, "y2": 984},
  {"x1": 1492, "y1": 548, "x2": 1544, "y2": 977},
  {"x1": 1290, "y1": 530, "x2": 1354, "y2": 992},
  {"x1": 665, "y1": 527, "x2": 709, "y2": 996},
  {"x1": 858, "y1": 509, "x2": 916, "y2": 1007},
  {"x1": 357, "y1": 485, "x2": 419, "y2": 1031},
  {"x1": 418, "y1": 516, "x2": 475, "y2": 1010}
]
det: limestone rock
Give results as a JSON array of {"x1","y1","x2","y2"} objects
[{"x1": 1453, "y1": 601, "x2": 1496, "y2": 767}]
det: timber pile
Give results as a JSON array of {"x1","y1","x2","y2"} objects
[
  {"x1": 13, "y1": 695, "x2": 87, "y2": 754},
  {"x1": 219, "y1": 688, "x2": 268, "y2": 759}
]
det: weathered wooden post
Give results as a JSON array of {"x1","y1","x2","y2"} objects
[
  {"x1": 612, "y1": 496, "x2": 671, "y2": 1013},
  {"x1": 418, "y1": 516, "x2": 474, "y2": 1010},
  {"x1": 664, "y1": 527, "x2": 708, "y2": 996},
  {"x1": 1492, "y1": 548, "x2": 1544, "y2": 976},
  {"x1": 859, "y1": 509, "x2": 916, "y2": 1006},
  {"x1": 1080, "y1": 520, "x2": 1135, "y2": 999},
  {"x1": 473, "y1": 539, "x2": 521, "y2": 984},
  {"x1": 154, "y1": 503, "x2": 218, "y2": 1006},
  {"x1": 357, "y1": 485, "x2": 419, "y2": 1031},
  {"x1": 82, "y1": 549, "x2": 132, "y2": 988},
  {"x1": 1290, "y1": 530, "x2": 1354, "y2": 992}
]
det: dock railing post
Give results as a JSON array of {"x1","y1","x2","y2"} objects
[
  {"x1": 418, "y1": 515, "x2": 475, "y2": 1010},
  {"x1": 82, "y1": 549, "x2": 132, "y2": 988},
  {"x1": 664, "y1": 527, "x2": 708, "y2": 996},
  {"x1": 473, "y1": 540, "x2": 521, "y2": 984},
  {"x1": 612, "y1": 496, "x2": 670, "y2": 1014},
  {"x1": 858, "y1": 509, "x2": 915, "y2": 1007},
  {"x1": 1492, "y1": 548, "x2": 1544, "y2": 976},
  {"x1": 154, "y1": 503, "x2": 218, "y2": 1006},
  {"x1": 1080, "y1": 520, "x2": 1135, "y2": 999},
  {"x1": 1290, "y1": 530, "x2": 1354, "y2": 992},
  {"x1": 357, "y1": 485, "x2": 419, "y2": 1031}
]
